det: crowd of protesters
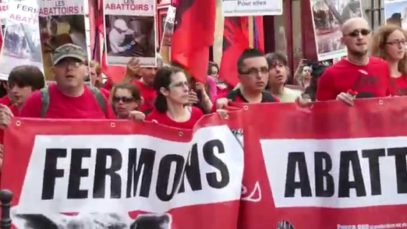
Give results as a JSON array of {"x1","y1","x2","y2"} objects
[{"x1": 0, "y1": 17, "x2": 405, "y2": 169}]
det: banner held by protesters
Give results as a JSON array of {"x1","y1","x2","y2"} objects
[
  {"x1": 240, "y1": 97, "x2": 407, "y2": 228},
  {"x1": 2, "y1": 114, "x2": 244, "y2": 229}
]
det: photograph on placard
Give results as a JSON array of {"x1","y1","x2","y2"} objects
[
  {"x1": 105, "y1": 15, "x2": 156, "y2": 66},
  {"x1": 0, "y1": 0, "x2": 43, "y2": 79},
  {"x1": 0, "y1": 22, "x2": 43, "y2": 79},
  {"x1": 311, "y1": 0, "x2": 363, "y2": 61},
  {"x1": 39, "y1": 15, "x2": 86, "y2": 81},
  {"x1": 384, "y1": 0, "x2": 407, "y2": 29}
]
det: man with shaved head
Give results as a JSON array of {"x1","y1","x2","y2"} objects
[{"x1": 316, "y1": 17, "x2": 390, "y2": 105}]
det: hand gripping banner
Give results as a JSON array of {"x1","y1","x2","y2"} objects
[{"x1": 1, "y1": 112, "x2": 244, "y2": 229}]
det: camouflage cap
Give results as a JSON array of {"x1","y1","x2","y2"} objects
[{"x1": 52, "y1": 43, "x2": 86, "y2": 65}]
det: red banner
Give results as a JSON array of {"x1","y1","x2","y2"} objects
[
  {"x1": 2, "y1": 98, "x2": 407, "y2": 228},
  {"x1": 240, "y1": 97, "x2": 407, "y2": 228},
  {"x1": 2, "y1": 113, "x2": 243, "y2": 229}
]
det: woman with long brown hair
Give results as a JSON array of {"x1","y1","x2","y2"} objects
[{"x1": 371, "y1": 24, "x2": 407, "y2": 95}]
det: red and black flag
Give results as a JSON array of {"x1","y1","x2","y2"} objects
[
  {"x1": 219, "y1": 17, "x2": 250, "y2": 87},
  {"x1": 171, "y1": 0, "x2": 216, "y2": 83}
]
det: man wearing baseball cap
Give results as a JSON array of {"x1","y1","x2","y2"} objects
[{"x1": 20, "y1": 43, "x2": 115, "y2": 118}]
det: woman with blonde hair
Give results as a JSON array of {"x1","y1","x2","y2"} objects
[{"x1": 371, "y1": 24, "x2": 407, "y2": 95}]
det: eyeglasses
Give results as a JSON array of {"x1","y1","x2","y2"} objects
[
  {"x1": 55, "y1": 58, "x2": 84, "y2": 68},
  {"x1": 113, "y1": 96, "x2": 134, "y2": 103},
  {"x1": 386, "y1": 40, "x2": 406, "y2": 46},
  {"x1": 240, "y1": 67, "x2": 269, "y2": 76},
  {"x1": 345, "y1": 29, "x2": 371, "y2": 37},
  {"x1": 169, "y1": 81, "x2": 189, "y2": 88}
]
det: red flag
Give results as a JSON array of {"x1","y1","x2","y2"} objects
[
  {"x1": 219, "y1": 17, "x2": 249, "y2": 87},
  {"x1": 171, "y1": 0, "x2": 216, "y2": 82}
]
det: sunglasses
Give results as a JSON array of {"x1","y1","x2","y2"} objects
[
  {"x1": 113, "y1": 96, "x2": 134, "y2": 103},
  {"x1": 346, "y1": 29, "x2": 371, "y2": 37}
]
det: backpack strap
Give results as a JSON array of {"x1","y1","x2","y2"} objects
[
  {"x1": 40, "y1": 88, "x2": 50, "y2": 118},
  {"x1": 89, "y1": 87, "x2": 107, "y2": 116}
]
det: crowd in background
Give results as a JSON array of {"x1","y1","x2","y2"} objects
[{"x1": 0, "y1": 17, "x2": 405, "y2": 169}]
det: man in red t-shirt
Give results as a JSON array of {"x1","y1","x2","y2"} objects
[
  {"x1": 133, "y1": 67, "x2": 157, "y2": 113},
  {"x1": 216, "y1": 48, "x2": 278, "y2": 109},
  {"x1": 20, "y1": 44, "x2": 115, "y2": 118},
  {"x1": 316, "y1": 17, "x2": 390, "y2": 105}
]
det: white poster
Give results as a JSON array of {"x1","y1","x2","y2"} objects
[
  {"x1": 311, "y1": 0, "x2": 363, "y2": 61},
  {"x1": 104, "y1": 0, "x2": 156, "y2": 66},
  {"x1": 0, "y1": 0, "x2": 43, "y2": 80},
  {"x1": 160, "y1": 5, "x2": 175, "y2": 47},
  {"x1": 384, "y1": 0, "x2": 407, "y2": 30},
  {"x1": 222, "y1": 0, "x2": 283, "y2": 17},
  {"x1": 0, "y1": 0, "x2": 9, "y2": 27},
  {"x1": 38, "y1": 0, "x2": 88, "y2": 81}
]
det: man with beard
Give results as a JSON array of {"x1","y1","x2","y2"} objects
[{"x1": 317, "y1": 17, "x2": 391, "y2": 105}]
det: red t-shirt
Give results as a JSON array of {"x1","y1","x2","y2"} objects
[
  {"x1": 0, "y1": 95, "x2": 10, "y2": 106},
  {"x1": 146, "y1": 106, "x2": 203, "y2": 129},
  {"x1": 20, "y1": 84, "x2": 116, "y2": 119},
  {"x1": 0, "y1": 95, "x2": 19, "y2": 116},
  {"x1": 316, "y1": 57, "x2": 390, "y2": 101},
  {"x1": 389, "y1": 76, "x2": 407, "y2": 96},
  {"x1": 100, "y1": 88, "x2": 111, "y2": 99},
  {"x1": 0, "y1": 96, "x2": 18, "y2": 145},
  {"x1": 134, "y1": 80, "x2": 156, "y2": 113}
]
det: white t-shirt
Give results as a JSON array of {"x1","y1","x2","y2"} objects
[{"x1": 276, "y1": 87, "x2": 302, "y2": 103}]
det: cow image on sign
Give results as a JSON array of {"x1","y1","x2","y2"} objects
[
  {"x1": 12, "y1": 212, "x2": 172, "y2": 229},
  {"x1": 130, "y1": 213, "x2": 171, "y2": 229}
]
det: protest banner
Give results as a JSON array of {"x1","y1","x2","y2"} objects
[
  {"x1": 0, "y1": 0, "x2": 43, "y2": 80},
  {"x1": 310, "y1": 0, "x2": 363, "y2": 61},
  {"x1": 38, "y1": 0, "x2": 88, "y2": 81},
  {"x1": 104, "y1": 0, "x2": 156, "y2": 67},
  {"x1": 222, "y1": 0, "x2": 282, "y2": 17},
  {"x1": 239, "y1": 97, "x2": 407, "y2": 228},
  {"x1": 2, "y1": 113, "x2": 244, "y2": 228},
  {"x1": 384, "y1": 0, "x2": 407, "y2": 29}
]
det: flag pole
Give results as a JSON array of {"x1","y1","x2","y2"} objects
[{"x1": 248, "y1": 16, "x2": 254, "y2": 48}]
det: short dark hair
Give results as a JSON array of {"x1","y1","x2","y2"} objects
[
  {"x1": 153, "y1": 66, "x2": 185, "y2": 113},
  {"x1": 8, "y1": 65, "x2": 45, "y2": 90},
  {"x1": 237, "y1": 48, "x2": 265, "y2": 73},
  {"x1": 265, "y1": 52, "x2": 288, "y2": 67}
]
